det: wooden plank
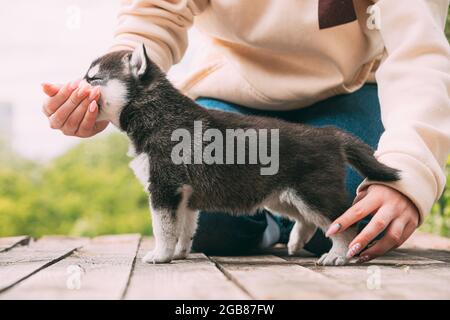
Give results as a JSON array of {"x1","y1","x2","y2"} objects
[
  {"x1": 0, "y1": 236, "x2": 30, "y2": 253},
  {"x1": 124, "y1": 238, "x2": 248, "y2": 299},
  {"x1": 283, "y1": 253, "x2": 450, "y2": 299},
  {"x1": 0, "y1": 236, "x2": 87, "y2": 294},
  {"x1": 272, "y1": 247, "x2": 445, "y2": 266},
  {"x1": 1, "y1": 234, "x2": 141, "y2": 300},
  {"x1": 401, "y1": 232, "x2": 450, "y2": 251},
  {"x1": 395, "y1": 248, "x2": 450, "y2": 264},
  {"x1": 211, "y1": 255, "x2": 379, "y2": 299}
]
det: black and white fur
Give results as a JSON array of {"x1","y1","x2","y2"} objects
[{"x1": 84, "y1": 44, "x2": 400, "y2": 266}]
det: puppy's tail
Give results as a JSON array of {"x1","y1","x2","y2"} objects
[{"x1": 333, "y1": 128, "x2": 400, "y2": 182}]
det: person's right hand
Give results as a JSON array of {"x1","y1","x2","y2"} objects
[{"x1": 41, "y1": 79, "x2": 109, "y2": 138}]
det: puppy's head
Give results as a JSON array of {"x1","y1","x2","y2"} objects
[{"x1": 83, "y1": 44, "x2": 160, "y2": 127}]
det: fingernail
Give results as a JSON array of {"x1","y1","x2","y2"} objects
[
  {"x1": 357, "y1": 255, "x2": 370, "y2": 264},
  {"x1": 89, "y1": 101, "x2": 97, "y2": 113},
  {"x1": 346, "y1": 243, "x2": 362, "y2": 258},
  {"x1": 325, "y1": 223, "x2": 341, "y2": 237}
]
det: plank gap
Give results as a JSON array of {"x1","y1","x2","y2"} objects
[
  {"x1": 0, "y1": 246, "x2": 80, "y2": 295},
  {"x1": 119, "y1": 235, "x2": 143, "y2": 300},
  {"x1": 207, "y1": 256, "x2": 255, "y2": 300},
  {"x1": 0, "y1": 236, "x2": 32, "y2": 253}
]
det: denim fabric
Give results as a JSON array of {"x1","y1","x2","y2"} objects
[{"x1": 191, "y1": 84, "x2": 384, "y2": 256}]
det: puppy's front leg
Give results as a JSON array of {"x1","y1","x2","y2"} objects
[
  {"x1": 143, "y1": 204, "x2": 178, "y2": 264},
  {"x1": 317, "y1": 226, "x2": 358, "y2": 266}
]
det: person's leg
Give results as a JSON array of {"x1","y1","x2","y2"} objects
[{"x1": 192, "y1": 84, "x2": 384, "y2": 256}]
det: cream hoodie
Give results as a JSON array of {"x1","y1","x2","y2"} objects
[{"x1": 110, "y1": 0, "x2": 450, "y2": 223}]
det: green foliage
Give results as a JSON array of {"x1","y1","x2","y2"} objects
[
  {"x1": 446, "y1": 9, "x2": 450, "y2": 41},
  {"x1": 421, "y1": 157, "x2": 450, "y2": 237},
  {"x1": 419, "y1": 10, "x2": 450, "y2": 236},
  {"x1": 0, "y1": 133, "x2": 151, "y2": 237}
]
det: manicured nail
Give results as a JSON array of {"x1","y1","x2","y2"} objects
[
  {"x1": 346, "y1": 243, "x2": 361, "y2": 258},
  {"x1": 89, "y1": 100, "x2": 97, "y2": 113},
  {"x1": 357, "y1": 255, "x2": 370, "y2": 264},
  {"x1": 325, "y1": 223, "x2": 341, "y2": 237}
]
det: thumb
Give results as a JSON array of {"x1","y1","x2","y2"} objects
[
  {"x1": 41, "y1": 83, "x2": 62, "y2": 97},
  {"x1": 352, "y1": 188, "x2": 369, "y2": 205}
]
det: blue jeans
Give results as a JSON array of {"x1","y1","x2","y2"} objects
[{"x1": 191, "y1": 84, "x2": 384, "y2": 256}]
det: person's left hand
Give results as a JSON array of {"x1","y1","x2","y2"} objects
[{"x1": 326, "y1": 184, "x2": 420, "y2": 263}]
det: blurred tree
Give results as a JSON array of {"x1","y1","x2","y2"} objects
[
  {"x1": 419, "y1": 9, "x2": 450, "y2": 236},
  {"x1": 421, "y1": 157, "x2": 450, "y2": 237},
  {"x1": 0, "y1": 134, "x2": 151, "y2": 237},
  {"x1": 446, "y1": 9, "x2": 450, "y2": 41}
]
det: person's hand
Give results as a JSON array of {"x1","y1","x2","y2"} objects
[
  {"x1": 41, "y1": 79, "x2": 109, "y2": 137},
  {"x1": 326, "y1": 184, "x2": 420, "y2": 263}
]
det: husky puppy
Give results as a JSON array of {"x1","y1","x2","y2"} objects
[{"x1": 83, "y1": 44, "x2": 400, "y2": 266}]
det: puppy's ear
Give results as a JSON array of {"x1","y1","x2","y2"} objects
[{"x1": 130, "y1": 44, "x2": 150, "y2": 79}]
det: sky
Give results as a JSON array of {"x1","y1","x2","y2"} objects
[{"x1": 0, "y1": 0, "x2": 201, "y2": 161}]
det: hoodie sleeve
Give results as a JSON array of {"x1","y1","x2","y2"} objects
[
  {"x1": 357, "y1": 0, "x2": 450, "y2": 224},
  {"x1": 110, "y1": 0, "x2": 208, "y2": 72}
]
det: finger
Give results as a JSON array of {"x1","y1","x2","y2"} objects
[
  {"x1": 43, "y1": 79, "x2": 80, "y2": 116},
  {"x1": 347, "y1": 205, "x2": 400, "y2": 258},
  {"x1": 326, "y1": 191, "x2": 381, "y2": 237},
  {"x1": 352, "y1": 189, "x2": 368, "y2": 205},
  {"x1": 357, "y1": 218, "x2": 410, "y2": 263},
  {"x1": 77, "y1": 100, "x2": 100, "y2": 137},
  {"x1": 41, "y1": 83, "x2": 62, "y2": 97},
  {"x1": 60, "y1": 87, "x2": 100, "y2": 136},
  {"x1": 401, "y1": 221, "x2": 417, "y2": 247},
  {"x1": 49, "y1": 83, "x2": 92, "y2": 130},
  {"x1": 93, "y1": 121, "x2": 109, "y2": 134}
]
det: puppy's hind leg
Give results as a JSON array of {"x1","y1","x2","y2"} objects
[
  {"x1": 288, "y1": 216, "x2": 317, "y2": 256},
  {"x1": 279, "y1": 188, "x2": 355, "y2": 265}
]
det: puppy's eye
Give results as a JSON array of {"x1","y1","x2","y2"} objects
[{"x1": 87, "y1": 76, "x2": 103, "y2": 84}]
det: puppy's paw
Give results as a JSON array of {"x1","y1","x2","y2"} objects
[
  {"x1": 142, "y1": 250, "x2": 173, "y2": 264},
  {"x1": 316, "y1": 252, "x2": 348, "y2": 266},
  {"x1": 173, "y1": 249, "x2": 189, "y2": 260}
]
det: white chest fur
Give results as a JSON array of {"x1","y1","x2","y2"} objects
[
  {"x1": 128, "y1": 145, "x2": 151, "y2": 192},
  {"x1": 97, "y1": 79, "x2": 128, "y2": 127}
]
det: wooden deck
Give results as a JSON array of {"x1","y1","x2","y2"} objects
[{"x1": 1, "y1": 232, "x2": 450, "y2": 299}]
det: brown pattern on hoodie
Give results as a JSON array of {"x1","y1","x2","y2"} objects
[{"x1": 318, "y1": 0, "x2": 357, "y2": 29}]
